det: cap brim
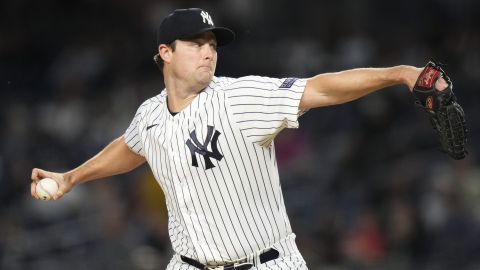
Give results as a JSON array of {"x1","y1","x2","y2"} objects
[
  {"x1": 210, "y1": 27, "x2": 235, "y2": 46},
  {"x1": 181, "y1": 27, "x2": 235, "y2": 47}
]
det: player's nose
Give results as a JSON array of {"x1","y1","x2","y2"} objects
[{"x1": 201, "y1": 44, "x2": 215, "y2": 60}]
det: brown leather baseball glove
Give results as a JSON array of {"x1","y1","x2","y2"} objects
[{"x1": 413, "y1": 60, "x2": 467, "y2": 159}]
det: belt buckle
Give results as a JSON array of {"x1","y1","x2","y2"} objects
[{"x1": 222, "y1": 262, "x2": 253, "y2": 270}]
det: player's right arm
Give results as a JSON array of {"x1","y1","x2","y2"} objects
[{"x1": 30, "y1": 136, "x2": 146, "y2": 200}]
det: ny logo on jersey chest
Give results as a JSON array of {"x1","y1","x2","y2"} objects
[{"x1": 186, "y1": 125, "x2": 223, "y2": 170}]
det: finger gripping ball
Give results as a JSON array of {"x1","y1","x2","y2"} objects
[{"x1": 36, "y1": 178, "x2": 59, "y2": 200}]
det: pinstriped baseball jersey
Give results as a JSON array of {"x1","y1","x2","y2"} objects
[{"x1": 124, "y1": 75, "x2": 307, "y2": 264}]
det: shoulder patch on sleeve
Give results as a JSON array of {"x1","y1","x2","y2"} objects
[{"x1": 279, "y1": 77, "x2": 298, "y2": 89}]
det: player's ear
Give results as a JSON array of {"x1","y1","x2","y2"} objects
[{"x1": 159, "y1": 44, "x2": 172, "y2": 64}]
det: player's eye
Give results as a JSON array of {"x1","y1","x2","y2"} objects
[{"x1": 210, "y1": 43, "x2": 217, "y2": 51}]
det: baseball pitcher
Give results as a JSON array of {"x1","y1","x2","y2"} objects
[{"x1": 30, "y1": 8, "x2": 467, "y2": 270}]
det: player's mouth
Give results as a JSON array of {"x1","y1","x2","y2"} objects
[{"x1": 198, "y1": 65, "x2": 213, "y2": 71}]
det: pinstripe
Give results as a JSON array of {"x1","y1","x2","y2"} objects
[
  {"x1": 235, "y1": 119, "x2": 297, "y2": 128},
  {"x1": 188, "y1": 94, "x2": 229, "y2": 261},
  {"x1": 227, "y1": 95, "x2": 299, "y2": 100},
  {"x1": 150, "y1": 111, "x2": 190, "y2": 255},
  {"x1": 130, "y1": 140, "x2": 140, "y2": 150},
  {"x1": 125, "y1": 132, "x2": 137, "y2": 145},
  {"x1": 172, "y1": 126, "x2": 211, "y2": 262},
  {"x1": 233, "y1": 111, "x2": 299, "y2": 115},
  {"x1": 179, "y1": 117, "x2": 224, "y2": 263},
  {"x1": 218, "y1": 96, "x2": 267, "y2": 248},
  {"x1": 225, "y1": 87, "x2": 278, "y2": 245},
  {"x1": 241, "y1": 126, "x2": 285, "y2": 131},
  {"x1": 186, "y1": 157, "x2": 227, "y2": 263},
  {"x1": 172, "y1": 94, "x2": 221, "y2": 261},
  {"x1": 235, "y1": 127, "x2": 276, "y2": 244},
  {"x1": 223, "y1": 103, "x2": 274, "y2": 246},
  {"x1": 228, "y1": 78, "x2": 275, "y2": 86},
  {"x1": 209, "y1": 93, "x2": 257, "y2": 252},
  {"x1": 230, "y1": 103, "x2": 299, "y2": 108},
  {"x1": 284, "y1": 236, "x2": 295, "y2": 256},
  {"x1": 192, "y1": 114, "x2": 237, "y2": 260},
  {"x1": 179, "y1": 104, "x2": 219, "y2": 261},
  {"x1": 260, "y1": 147, "x2": 280, "y2": 210},
  {"x1": 247, "y1": 134, "x2": 277, "y2": 138},
  {"x1": 225, "y1": 85, "x2": 303, "y2": 94},
  {"x1": 251, "y1": 146, "x2": 282, "y2": 240},
  {"x1": 146, "y1": 103, "x2": 162, "y2": 124},
  {"x1": 280, "y1": 259, "x2": 291, "y2": 270},
  {"x1": 236, "y1": 119, "x2": 284, "y2": 124},
  {"x1": 161, "y1": 102, "x2": 198, "y2": 258},
  {"x1": 162, "y1": 118, "x2": 193, "y2": 257},
  {"x1": 179, "y1": 143, "x2": 217, "y2": 262},
  {"x1": 225, "y1": 83, "x2": 302, "y2": 93},
  {"x1": 205, "y1": 92, "x2": 250, "y2": 256}
]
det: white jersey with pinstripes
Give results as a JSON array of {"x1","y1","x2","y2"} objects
[{"x1": 124, "y1": 75, "x2": 307, "y2": 265}]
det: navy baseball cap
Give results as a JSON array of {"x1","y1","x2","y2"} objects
[{"x1": 157, "y1": 8, "x2": 235, "y2": 47}]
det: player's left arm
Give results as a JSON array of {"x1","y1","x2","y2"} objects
[{"x1": 299, "y1": 65, "x2": 439, "y2": 110}]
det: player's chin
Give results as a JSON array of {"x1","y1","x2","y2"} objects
[{"x1": 196, "y1": 72, "x2": 214, "y2": 85}]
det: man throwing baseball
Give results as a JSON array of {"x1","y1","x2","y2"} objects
[{"x1": 31, "y1": 8, "x2": 463, "y2": 270}]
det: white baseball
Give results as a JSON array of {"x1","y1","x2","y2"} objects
[{"x1": 36, "y1": 178, "x2": 59, "y2": 200}]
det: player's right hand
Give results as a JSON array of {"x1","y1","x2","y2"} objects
[{"x1": 31, "y1": 168, "x2": 73, "y2": 200}]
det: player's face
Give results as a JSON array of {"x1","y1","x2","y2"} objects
[{"x1": 170, "y1": 32, "x2": 218, "y2": 88}]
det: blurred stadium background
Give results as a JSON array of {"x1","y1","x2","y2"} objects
[{"x1": 1, "y1": 0, "x2": 479, "y2": 269}]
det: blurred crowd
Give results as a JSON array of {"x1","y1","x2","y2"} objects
[{"x1": 1, "y1": 0, "x2": 480, "y2": 269}]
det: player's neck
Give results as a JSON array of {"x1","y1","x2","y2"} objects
[
  {"x1": 164, "y1": 78, "x2": 203, "y2": 113},
  {"x1": 166, "y1": 92, "x2": 198, "y2": 113},
  {"x1": 166, "y1": 85, "x2": 200, "y2": 112}
]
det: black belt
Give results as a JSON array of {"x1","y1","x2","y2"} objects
[{"x1": 181, "y1": 248, "x2": 279, "y2": 270}]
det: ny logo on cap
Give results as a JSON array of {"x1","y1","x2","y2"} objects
[{"x1": 200, "y1": 10, "x2": 214, "y2": 26}]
